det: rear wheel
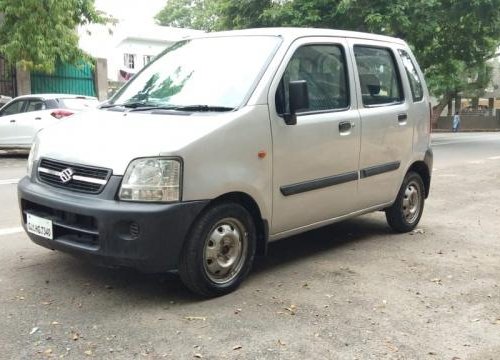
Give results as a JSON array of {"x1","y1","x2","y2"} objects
[
  {"x1": 385, "y1": 172, "x2": 425, "y2": 233},
  {"x1": 178, "y1": 202, "x2": 256, "y2": 297}
]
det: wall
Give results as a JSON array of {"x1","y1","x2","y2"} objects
[{"x1": 437, "y1": 115, "x2": 500, "y2": 130}]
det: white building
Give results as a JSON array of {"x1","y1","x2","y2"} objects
[{"x1": 79, "y1": 21, "x2": 203, "y2": 82}]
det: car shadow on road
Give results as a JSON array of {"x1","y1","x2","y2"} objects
[
  {"x1": 253, "y1": 215, "x2": 393, "y2": 275},
  {"x1": 0, "y1": 151, "x2": 29, "y2": 158},
  {"x1": 31, "y1": 214, "x2": 395, "y2": 304}
]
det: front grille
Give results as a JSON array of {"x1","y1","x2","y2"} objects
[
  {"x1": 22, "y1": 200, "x2": 99, "y2": 248},
  {"x1": 38, "y1": 158, "x2": 111, "y2": 194}
]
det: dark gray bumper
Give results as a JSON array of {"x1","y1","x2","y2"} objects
[{"x1": 18, "y1": 176, "x2": 208, "y2": 273}]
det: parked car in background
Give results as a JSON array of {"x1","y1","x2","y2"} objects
[{"x1": 0, "y1": 94, "x2": 98, "y2": 149}]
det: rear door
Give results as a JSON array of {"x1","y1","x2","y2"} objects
[
  {"x1": 0, "y1": 100, "x2": 28, "y2": 146},
  {"x1": 269, "y1": 37, "x2": 361, "y2": 235},
  {"x1": 347, "y1": 40, "x2": 414, "y2": 209}
]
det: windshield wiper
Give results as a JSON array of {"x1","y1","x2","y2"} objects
[
  {"x1": 100, "y1": 103, "x2": 235, "y2": 112},
  {"x1": 99, "y1": 102, "x2": 156, "y2": 109},
  {"x1": 172, "y1": 105, "x2": 235, "y2": 112},
  {"x1": 128, "y1": 104, "x2": 235, "y2": 113}
]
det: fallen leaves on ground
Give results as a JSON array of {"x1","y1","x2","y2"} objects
[
  {"x1": 185, "y1": 316, "x2": 207, "y2": 321},
  {"x1": 410, "y1": 229, "x2": 425, "y2": 235},
  {"x1": 284, "y1": 305, "x2": 297, "y2": 315}
]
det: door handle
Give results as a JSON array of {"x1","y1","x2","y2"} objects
[
  {"x1": 35, "y1": 117, "x2": 42, "y2": 120},
  {"x1": 9, "y1": 119, "x2": 15, "y2": 123},
  {"x1": 398, "y1": 113, "x2": 408, "y2": 124},
  {"x1": 339, "y1": 121, "x2": 355, "y2": 134}
]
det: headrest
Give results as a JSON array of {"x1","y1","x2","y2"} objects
[{"x1": 359, "y1": 74, "x2": 381, "y2": 95}]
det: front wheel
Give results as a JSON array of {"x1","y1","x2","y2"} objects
[
  {"x1": 178, "y1": 202, "x2": 256, "y2": 297},
  {"x1": 385, "y1": 172, "x2": 425, "y2": 233}
]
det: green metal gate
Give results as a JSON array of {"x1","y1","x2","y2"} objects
[{"x1": 31, "y1": 62, "x2": 96, "y2": 97}]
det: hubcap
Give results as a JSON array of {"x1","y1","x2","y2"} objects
[
  {"x1": 402, "y1": 181, "x2": 421, "y2": 224},
  {"x1": 203, "y1": 218, "x2": 247, "y2": 284}
]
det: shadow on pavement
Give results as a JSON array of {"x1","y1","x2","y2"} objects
[
  {"x1": 0, "y1": 150, "x2": 29, "y2": 158},
  {"x1": 254, "y1": 216, "x2": 393, "y2": 274}
]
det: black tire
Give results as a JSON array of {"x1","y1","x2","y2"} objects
[
  {"x1": 385, "y1": 171, "x2": 425, "y2": 233},
  {"x1": 178, "y1": 202, "x2": 257, "y2": 297}
]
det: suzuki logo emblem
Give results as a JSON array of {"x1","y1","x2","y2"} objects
[{"x1": 59, "y1": 168, "x2": 74, "y2": 183}]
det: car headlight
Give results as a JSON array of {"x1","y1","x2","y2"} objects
[
  {"x1": 27, "y1": 139, "x2": 39, "y2": 178},
  {"x1": 119, "y1": 158, "x2": 182, "y2": 202}
]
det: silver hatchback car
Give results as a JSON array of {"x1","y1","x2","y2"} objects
[{"x1": 18, "y1": 28, "x2": 432, "y2": 296}]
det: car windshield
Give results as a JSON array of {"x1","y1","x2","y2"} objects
[{"x1": 109, "y1": 36, "x2": 281, "y2": 110}]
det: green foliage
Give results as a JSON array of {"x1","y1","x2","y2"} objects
[
  {"x1": 155, "y1": 0, "x2": 270, "y2": 31},
  {"x1": 156, "y1": 0, "x2": 500, "y2": 104},
  {"x1": 0, "y1": 0, "x2": 105, "y2": 73}
]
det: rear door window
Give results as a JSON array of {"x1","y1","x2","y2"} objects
[
  {"x1": 353, "y1": 46, "x2": 404, "y2": 106},
  {"x1": 398, "y1": 49, "x2": 424, "y2": 102},
  {"x1": 276, "y1": 44, "x2": 349, "y2": 115}
]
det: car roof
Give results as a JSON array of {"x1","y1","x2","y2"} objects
[
  {"x1": 187, "y1": 27, "x2": 407, "y2": 46},
  {"x1": 13, "y1": 94, "x2": 97, "y2": 101}
]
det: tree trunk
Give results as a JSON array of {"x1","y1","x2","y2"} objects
[{"x1": 431, "y1": 93, "x2": 453, "y2": 129}]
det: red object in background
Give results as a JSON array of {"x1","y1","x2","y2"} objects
[
  {"x1": 51, "y1": 109, "x2": 74, "y2": 119},
  {"x1": 119, "y1": 69, "x2": 134, "y2": 82}
]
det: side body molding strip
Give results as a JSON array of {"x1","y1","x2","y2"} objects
[
  {"x1": 280, "y1": 161, "x2": 402, "y2": 197},
  {"x1": 360, "y1": 161, "x2": 401, "y2": 179},
  {"x1": 280, "y1": 171, "x2": 359, "y2": 196}
]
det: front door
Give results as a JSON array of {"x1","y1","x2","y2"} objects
[{"x1": 269, "y1": 38, "x2": 361, "y2": 236}]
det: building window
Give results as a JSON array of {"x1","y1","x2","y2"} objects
[
  {"x1": 143, "y1": 55, "x2": 154, "y2": 66},
  {"x1": 124, "y1": 53, "x2": 136, "y2": 69}
]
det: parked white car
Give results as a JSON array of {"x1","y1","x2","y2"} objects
[{"x1": 0, "y1": 94, "x2": 98, "y2": 149}]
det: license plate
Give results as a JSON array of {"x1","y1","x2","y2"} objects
[{"x1": 26, "y1": 213, "x2": 53, "y2": 240}]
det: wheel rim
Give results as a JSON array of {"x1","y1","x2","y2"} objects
[
  {"x1": 203, "y1": 218, "x2": 248, "y2": 284},
  {"x1": 402, "y1": 180, "x2": 421, "y2": 224}
]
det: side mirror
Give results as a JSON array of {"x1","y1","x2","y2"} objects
[{"x1": 285, "y1": 80, "x2": 309, "y2": 125}]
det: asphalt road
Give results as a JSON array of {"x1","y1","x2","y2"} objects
[{"x1": 1, "y1": 133, "x2": 499, "y2": 359}]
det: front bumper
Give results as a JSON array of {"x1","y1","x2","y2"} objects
[{"x1": 18, "y1": 176, "x2": 208, "y2": 273}]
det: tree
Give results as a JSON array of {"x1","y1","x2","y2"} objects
[
  {"x1": 0, "y1": 0, "x2": 105, "y2": 73},
  {"x1": 156, "y1": 0, "x2": 500, "y2": 124},
  {"x1": 155, "y1": 0, "x2": 270, "y2": 31}
]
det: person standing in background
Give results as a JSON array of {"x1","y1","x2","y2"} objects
[{"x1": 452, "y1": 111, "x2": 461, "y2": 132}]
